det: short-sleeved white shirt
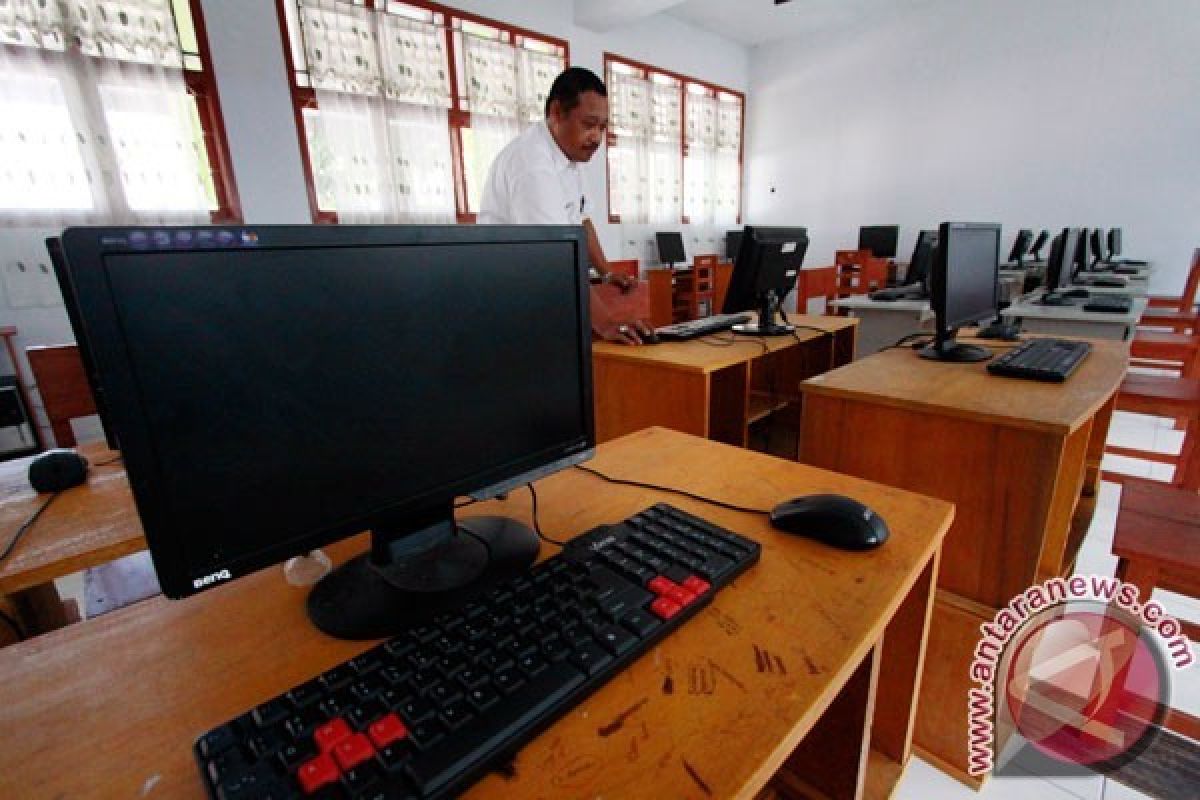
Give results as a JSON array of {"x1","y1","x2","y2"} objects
[{"x1": 478, "y1": 121, "x2": 591, "y2": 225}]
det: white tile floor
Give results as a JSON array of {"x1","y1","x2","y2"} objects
[{"x1": 895, "y1": 410, "x2": 1199, "y2": 800}]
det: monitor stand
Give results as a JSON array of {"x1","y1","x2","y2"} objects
[
  {"x1": 733, "y1": 290, "x2": 794, "y2": 336},
  {"x1": 918, "y1": 329, "x2": 992, "y2": 363},
  {"x1": 306, "y1": 503, "x2": 539, "y2": 639}
]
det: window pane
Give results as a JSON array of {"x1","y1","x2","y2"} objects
[
  {"x1": 302, "y1": 107, "x2": 344, "y2": 212},
  {"x1": 170, "y1": 0, "x2": 200, "y2": 60},
  {"x1": 0, "y1": 75, "x2": 92, "y2": 211},
  {"x1": 461, "y1": 116, "x2": 518, "y2": 212},
  {"x1": 187, "y1": 98, "x2": 219, "y2": 211}
]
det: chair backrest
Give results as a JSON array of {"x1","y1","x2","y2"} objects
[
  {"x1": 1180, "y1": 248, "x2": 1200, "y2": 310},
  {"x1": 608, "y1": 259, "x2": 639, "y2": 279},
  {"x1": 797, "y1": 266, "x2": 839, "y2": 312},
  {"x1": 25, "y1": 344, "x2": 95, "y2": 447},
  {"x1": 834, "y1": 250, "x2": 888, "y2": 296},
  {"x1": 689, "y1": 255, "x2": 718, "y2": 317}
]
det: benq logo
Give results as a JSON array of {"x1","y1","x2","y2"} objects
[
  {"x1": 193, "y1": 569, "x2": 232, "y2": 589},
  {"x1": 589, "y1": 535, "x2": 618, "y2": 551}
]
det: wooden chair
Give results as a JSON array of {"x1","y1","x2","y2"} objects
[
  {"x1": 796, "y1": 266, "x2": 838, "y2": 314},
  {"x1": 713, "y1": 260, "x2": 734, "y2": 315},
  {"x1": 834, "y1": 250, "x2": 888, "y2": 298},
  {"x1": 1138, "y1": 248, "x2": 1200, "y2": 334},
  {"x1": 607, "y1": 259, "x2": 639, "y2": 280},
  {"x1": 25, "y1": 344, "x2": 95, "y2": 447},
  {"x1": 1103, "y1": 373, "x2": 1200, "y2": 489}
]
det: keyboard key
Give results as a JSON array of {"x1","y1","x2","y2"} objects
[
  {"x1": 368, "y1": 713, "x2": 409, "y2": 749},
  {"x1": 650, "y1": 597, "x2": 683, "y2": 620},
  {"x1": 287, "y1": 681, "x2": 323, "y2": 709},
  {"x1": 569, "y1": 642, "x2": 614, "y2": 676},
  {"x1": 197, "y1": 726, "x2": 238, "y2": 758},
  {"x1": 296, "y1": 753, "x2": 340, "y2": 794},
  {"x1": 492, "y1": 668, "x2": 525, "y2": 695},
  {"x1": 214, "y1": 762, "x2": 284, "y2": 800},
  {"x1": 340, "y1": 761, "x2": 384, "y2": 795},
  {"x1": 251, "y1": 698, "x2": 289, "y2": 728},
  {"x1": 621, "y1": 609, "x2": 662, "y2": 639},
  {"x1": 314, "y1": 718, "x2": 354, "y2": 754},
  {"x1": 594, "y1": 625, "x2": 638, "y2": 656},
  {"x1": 407, "y1": 719, "x2": 446, "y2": 751},
  {"x1": 318, "y1": 666, "x2": 353, "y2": 692},
  {"x1": 683, "y1": 576, "x2": 711, "y2": 595},
  {"x1": 332, "y1": 732, "x2": 375, "y2": 770}
]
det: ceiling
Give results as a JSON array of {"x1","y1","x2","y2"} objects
[{"x1": 574, "y1": 0, "x2": 935, "y2": 47}]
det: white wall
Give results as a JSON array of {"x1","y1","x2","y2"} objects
[{"x1": 745, "y1": 0, "x2": 1200, "y2": 293}]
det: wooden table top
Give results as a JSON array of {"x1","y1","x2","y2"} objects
[
  {"x1": 0, "y1": 427, "x2": 951, "y2": 799},
  {"x1": 801, "y1": 337, "x2": 1128, "y2": 435},
  {"x1": 592, "y1": 315, "x2": 858, "y2": 374},
  {"x1": 0, "y1": 441, "x2": 142, "y2": 594}
]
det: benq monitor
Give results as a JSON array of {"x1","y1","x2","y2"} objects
[
  {"x1": 722, "y1": 226, "x2": 809, "y2": 336},
  {"x1": 858, "y1": 225, "x2": 899, "y2": 259},
  {"x1": 1108, "y1": 228, "x2": 1123, "y2": 257},
  {"x1": 919, "y1": 222, "x2": 1000, "y2": 363},
  {"x1": 59, "y1": 224, "x2": 595, "y2": 640}
]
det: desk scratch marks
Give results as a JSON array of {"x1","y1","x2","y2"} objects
[
  {"x1": 803, "y1": 652, "x2": 823, "y2": 675},
  {"x1": 707, "y1": 658, "x2": 746, "y2": 692},
  {"x1": 753, "y1": 644, "x2": 787, "y2": 675},
  {"x1": 688, "y1": 662, "x2": 715, "y2": 695},
  {"x1": 707, "y1": 605, "x2": 742, "y2": 636},
  {"x1": 682, "y1": 758, "x2": 713, "y2": 796},
  {"x1": 662, "y1": 674, "x2": 674, "y2": 694},
  {"x1": 597, "y1": 696, "x2": 648, "y2": 737}
]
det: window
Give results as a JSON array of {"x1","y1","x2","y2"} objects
[
  {"x1": 278, "y1": 0, "x2": 566, "y2": 223},
  {"x1": 604, "y1": 54, "x2": 743, "y2": 228},
  {"x1": 0, "y1": 0, "x2": 240, "y2": 223}
]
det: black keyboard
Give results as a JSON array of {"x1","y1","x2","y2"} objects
[
  {"x1": 869, "y1": 286, "x2": 926, "y2": 302},
  {"x1": 987, "y1": 338, "x2": 1091, "y2": 382},
  {"x1": 1083, "y1": 295, "x2": 1133, "y2": 314},
  {"x1": 656, "y1": 312, "x2": 752, "y2": 340},
  {"x1": 196, "y1": 504, "x2": 761, "y2": 799}
]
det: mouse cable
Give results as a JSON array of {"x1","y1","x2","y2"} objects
[
  {"x1": 573, "y1": 464, "x2": 771, "y2": 516},
  {"x1": 0, "y1": 492, "x2": 61, "y2": 565},
  {"x1": 778, "y1": 310, "x2": 835, "y2": 340},
  {"x1": 526, "y1": 483, "x2": 567, "y2": 547}
]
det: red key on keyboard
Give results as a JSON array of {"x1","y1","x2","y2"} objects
[
  {"x1": 368, "y1": 713, "x2": 409, "y2": 748},
  {"x1": 683, "y1": 576, "x2": 710, "y2": 595},
  {"x1": 313, "y1": 718, "x2": 353, "y2": 753},
  {"x1": 296, "y1": 753, "x2": 340, "y2": 794},
  {"x1": 650, "y1": 596, "x2": 682, "y2": 620},
  {"x1": 333, "y1": 733, "x2": 375, "y2": 770}
]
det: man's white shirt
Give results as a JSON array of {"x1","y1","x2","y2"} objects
[{"x1": 478, "y1": 121, "x2": 591, "y2": 225}]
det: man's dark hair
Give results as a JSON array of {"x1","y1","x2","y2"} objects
[{"x1": 545, "y1": 67, "x2": 607, "y2": 117}]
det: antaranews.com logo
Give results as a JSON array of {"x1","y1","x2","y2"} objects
[{"x1": 968, "y1": 574, "x2": 1193, "y2": 778}]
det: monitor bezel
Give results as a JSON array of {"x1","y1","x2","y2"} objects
[
  {"x1": 930, "y1": 221, "x2": 1001, "y2": 330},
  {"x1": 60, "y1": 224, "x2": 597, "y2": 599},
  {"x1": 655, "y1": 231, "x2": 686, "y2": 265},
  {"x1": 858, "y1": 225, "x2": 899, "y2": 259}
]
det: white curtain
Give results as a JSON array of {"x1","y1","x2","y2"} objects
[
  {"x1": 300, "y1": 0, "x2": 455, "y2": 223},
  {"x1": 684, "y1": 91, "x2": 740, "y2": 229},
  {"x1": 608, "y1": 71, "x2": 681, "y2": 225},
  {"x1": 0, "y1": 0, "x2": 211, "y2": 229}
]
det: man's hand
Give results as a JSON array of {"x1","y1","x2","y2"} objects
[{"x1": 598, "y1": 318, "x2": 655, "y2": 346}]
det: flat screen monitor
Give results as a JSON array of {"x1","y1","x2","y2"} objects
[
  {"x1": 1108, "y1": 228, "x2": 1123, "y2": 257},
  {"x1": 858, "y1": 225, "x2": 899, "y2": 259},
  {"x1": 1030, "y1": 229, "x2": 1050, "y2": 261},
  {"x1": 904, "y1": 230, "x2": 938, "y2": 289},
  {"x1": 59, "y1": 224, "x2": 595, "y2": 640},
  {"x1": 1071, "y1": 228, "x2": 1090, "y2": 281},
  {"x1": 919, "y1": 222, "x2": 1000, "y2": 363},
  {"x1": 1090, "y1": 228, "x2": 1108, "y2": 266},
  {"x1": 45, "y1": 237, "x2": 119, "y2": 450},
  {"x1": 1007, "y1": 229, "x2": 1033, "y2": 265},
  {"x1": 656, "y1": 231, "x2": 686, "y2": 267},
  {"x1": 1043, "y1": 227, "x2": 1080, "y2": 292},
  {"x1": 725, "y1": 230, "x2": 743, "y2": 261},
  {"x1": 722, "y1": 225, "x2": 809, "y2": 336}
]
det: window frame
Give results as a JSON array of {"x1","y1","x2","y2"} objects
[
  {"x1": 275, "y1": 0, "x2": 568, "y2": 224},
  {"x1": 603, "y1": 52, "x2": 744, "y2": 227}
]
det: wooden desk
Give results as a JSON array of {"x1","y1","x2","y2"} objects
[
  {"x1": 798, "y1": 340, "x2": 1127, "y2": 786},
  {"x1": 0, "y1": 441, "x2": 138, "y2": 636},
  {"x1": 0, "y1": 428, "x2": 951, "y2": 799},
  {"x1": 832, "y1": 295, "x2": 932, "y2": 357},
  {"x1": 1002, "y1": 293, "x2": 1148, "y2": 340},
  {"x1": 593, "y1": 316, "x2": 858, "y2": 450}
]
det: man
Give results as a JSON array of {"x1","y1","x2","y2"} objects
[{"x1": 479, "y1": 67, "x2": 650, "y2": 344}]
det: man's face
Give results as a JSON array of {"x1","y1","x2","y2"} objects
[{"x1": 548, "y1": 91, "x2": 608, "y2": 163}]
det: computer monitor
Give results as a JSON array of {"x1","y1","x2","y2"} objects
[
  {"x1": 721, "y1": 225, "x2": 809, "y2": 336},
  {"x1": 1007, "y1": 229, "x2": 1033, "y2": 266},
  {"x1": 1071, "y1": 228, "x2": 1090, "y2": 281},
  {"x1": 58, "y1": 224, "x2": 595, "y2": 640},
  {"x1": 45, "y1": 237, "x2": 119, "y2": 450},
  {"x1": 656, "y1": 231, "x2": 686, "y2": 268},
  {"x1": 1030, "y1": 230, "x2": 1050, "y2": 261},
  {"x1": 1043, "y1": 227, "x2": 1080, "y2": 292},
  {"x1": 858, "y1": 225, "x2": 899, "y2": 259},
  {"x1": 903, "y1": 230, "x2": 938, "y2": 290},
  {"x1": 725, "y1": 230, "x2": 743, "y2": 261},
  {"x1": 1108, "y1": 228, "x2": 1123, "y2": 257},
  {"x1": 919, "y1": 222, "x2": 1000, "y2": 363},
  {"x1": 1090, "y1": 228, "x2": 1108, "y2": 267}
]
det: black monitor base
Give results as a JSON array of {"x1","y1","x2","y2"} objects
[
  {"x1": 918, "y1": 341, "x2": 992, "y2": 362},
  {"x1": 306, "y1": 516, "x2": 540, "y2": 640},
  {"x1": 732, "y1": 321, "x2": 794, "y2": 336}
]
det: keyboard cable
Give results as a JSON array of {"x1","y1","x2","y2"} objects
[{"x1": 0, "y1": 492, "x2": 60, "y2": 565}]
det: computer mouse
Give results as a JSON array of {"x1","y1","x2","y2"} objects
[
  {"x1": 1040, "y1": 293, "x2": 1067, "y2": 306},
  {"x1": 640, "y1": 329, "x2": 661, "y2": 345},
  {"x1": 769, "y1": 494, "x2": 889, "y2": 550},
  {"x1": 28, "y1": 448, "x2": 89, "y2": 493},
  {"x1": 1064, "y1": 288, "x2": 1090, "y2": 299}
]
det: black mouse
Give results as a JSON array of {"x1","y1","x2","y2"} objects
[
  {"x1": 28, "y1": 449, "x2": 89, "y2": 493},
  {"x1": 769, "y1": 494, "x2": 889, "y2": 550},
  {"x1": 640, "y1": 329, "x2": 661, "y2": 345}
]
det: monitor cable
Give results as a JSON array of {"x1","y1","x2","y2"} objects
[
  {"x1": 574, "y1": 464, "x2": 771, "y2": 516},
  {"x1": 525, "y1": 483, "x2": 566, "y2": 547},
  {"x1": 0, "y1": 492, "x2": 60, "y2": 565},
  {"x1": 884, "y1": 332, "x2": 934, "y2": 351}
]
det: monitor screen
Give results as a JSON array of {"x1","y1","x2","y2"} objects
[
  {"x1": 59, "y1": 224, "x2": 595, "y2": 638},
  {"x1": 656, "y1": 231, "x2": 686, "y2": 265},
  {"x1": 920, "y1": 222, "x2": 999, "y2": 363},
  {"x1": 905, "y1": 230, "x2": 938, "y2": 288},
  {"x1": 1071, "y1": 228, "x2": 1090, "y2": 279},
  {"x1": 1090, "y1": 228, "x2": 1107, "y2": 264},
  {"x1": 858, "y1": 225, "x2": 899, "y2": 259},
  {"x1": 1007, "y1": 229, "x2": 1033, "y2": 263},
  {"x1": 1044, "y1": 228, "x2": 1080, "y2": 291},
  {"x1": 725, "y1": 230, "x2": 743, "y2": 261},
  {"x1": 1108, "y1": 228, "x2": 1123, "y2": 257},
  {"x1": 722, "y1": 226, "x2": 808, "y2": 335},
  {"x1": 1030, "y1": 229, "x2": 1050, "y2": 260}
]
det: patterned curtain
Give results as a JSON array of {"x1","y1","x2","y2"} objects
[
  {"x1": 685, "y1": 90, "x2": 740, "y2": 227},
  {"x1": 608, "y1": 71, "x2": 682, "y2": 226},
  {"x1": 300, "y1": 0, "x2": 455, "y2": 223}
]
